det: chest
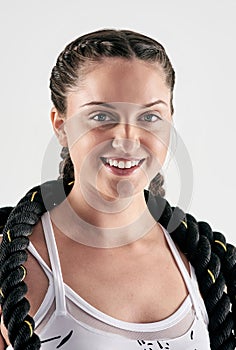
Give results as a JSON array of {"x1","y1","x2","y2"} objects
[
  {"x1": 29, "y1": 220, "x2": 190, "y2": 324},
  {"x1": 58, "y1": 242, "x2": 189, "y2": 323}
]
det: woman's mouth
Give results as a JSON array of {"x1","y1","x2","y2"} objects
[{"x1": 100, "y1": 157, "x2": 145, "y2": 176}]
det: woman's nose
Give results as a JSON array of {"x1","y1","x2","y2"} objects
[
  {"x1": 111, "y1": 123, "x2": 140, "y2": 154},
  {"x1": 112, "y1": 137, "x2": 140, "y2": 154}
]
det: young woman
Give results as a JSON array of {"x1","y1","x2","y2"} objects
[{"x1": 0, "y1": 28, "x2": 235, "y2": 350}]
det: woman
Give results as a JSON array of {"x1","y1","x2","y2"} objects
[{"x1": 0, "y1": 28, "x2": 235, "y2": 350}]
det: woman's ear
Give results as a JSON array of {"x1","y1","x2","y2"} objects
[{"x1": 50, "y1": 107, "x2": 68, "y2": 147}]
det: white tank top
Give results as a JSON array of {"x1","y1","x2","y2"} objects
[{"x1": 6, "y1": 211, "x2": 211, "y2": 349}]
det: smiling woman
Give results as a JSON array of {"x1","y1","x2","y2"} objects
[{"x1": 0, "y1": 28, "x2": 235, "y2": 350}]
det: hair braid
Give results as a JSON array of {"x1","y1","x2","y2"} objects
[
  {"x1": 49, "y1": 28, "x2": 175, "y2": 116},
  {"x1": 58, "y1": 146, "x2": 74, "y2": 180},
  {"x1": 148, "y1": 172, "x2": 166, "y2": 197}
]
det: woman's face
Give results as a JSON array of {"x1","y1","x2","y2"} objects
[{"x1": 52, "y1": 57, "x2": 173, "y2": 200}]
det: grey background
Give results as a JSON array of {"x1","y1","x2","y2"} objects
[{"x1": 0, "y1": 0, "x2": 235, "y2": 242}]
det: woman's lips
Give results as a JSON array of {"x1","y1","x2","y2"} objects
[{"x1": 100, "y1": 157, "x2": 145, "y2": 176}]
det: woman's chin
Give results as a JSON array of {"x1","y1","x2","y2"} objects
[{"x1": 95, "y1": 180, "x2": 146, "y2": 201}]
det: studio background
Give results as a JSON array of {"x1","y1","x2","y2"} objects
[{"x1": 1, "y1": 0, "x2": 235, "y2": 243}]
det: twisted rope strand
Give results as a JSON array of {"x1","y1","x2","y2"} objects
[
  {"x1": 0, "y1": 179, "x2": 71, "y2": 349},
  {"x1": 146, "y1": 192, "x2": 236, "y2": 349},
  {"x1": 0, "y1": 180, "x2": 235, "y2": 349}
]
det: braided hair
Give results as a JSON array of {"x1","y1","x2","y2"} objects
[{"x1": 0, "y1": 28, "x2": 236, "y2": 349}]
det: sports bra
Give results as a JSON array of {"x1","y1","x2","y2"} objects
[{"x1": 7, "y1": 211, "x2": 211, "y2": 349}]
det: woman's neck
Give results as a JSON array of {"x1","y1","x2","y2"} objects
[{"x1": 49, "y1": 182, "x2": 159, "y2": 249}]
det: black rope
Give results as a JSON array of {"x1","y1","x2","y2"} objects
[{"x1": 0, "y1": 179, "x2": 235, "y2": 349}]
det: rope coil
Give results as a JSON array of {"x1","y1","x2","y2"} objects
[{"x1": 0, "y1": 179, "x2": 235, "y2": 349}]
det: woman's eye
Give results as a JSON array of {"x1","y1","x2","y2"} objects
[
  {"x1": 141, "y1": 114, "x2": 161, "y2": 122},
  {"x1": 90, "y1": 113, "x2": 112, "y2": 122},
  {"x1": 89, "y1": 112, "x2": 161, "y2": 124}
]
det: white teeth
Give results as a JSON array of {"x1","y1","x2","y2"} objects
[
  {"x1": 125, "y1": 161, "x2": 132, "y2": 168},
  {"x1": 118, "y1": 161, "x2": 125, "y2": 168},
  {"x1": 105, "y1": 158, "x2": 142, "y2": 169}
]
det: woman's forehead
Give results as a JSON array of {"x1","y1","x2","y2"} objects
[
  {"x1": 79, "y1": 57, "x2": 166, "y2": 83},
  {"x1": 67, "y1": 61, "x2": 170, "y2": 112}
]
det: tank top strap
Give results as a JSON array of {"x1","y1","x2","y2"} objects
[
  {"x1": 28, "y1": 242, "x2": 52, "y2": 279},
  {"x1": 160, "y1": 224, "x2": 204, "y2": 321},
  {"x1": 41, "y1": 211, "x2": 67, "y2": 315}
]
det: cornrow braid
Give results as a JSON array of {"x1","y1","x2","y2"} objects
[
  {"x1": 58, "y1": 146, "x2": 74, "y2": 180},
  {"x1": 49, "y1": 28, "x2": 175, "y2": 116},
  {"x1": 148, "y1": 172, "x2": 166, "y2": 197},
  {"x1": 0, "y1": 179, "x2": 236, "y2": 349}
]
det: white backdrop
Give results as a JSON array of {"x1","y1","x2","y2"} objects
[{"x1": 0, "y1": 0, "x2": 235, "y2": 243}]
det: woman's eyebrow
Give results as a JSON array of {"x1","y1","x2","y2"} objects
[{"x1": 80, "y1": 99, "x2": 168, "y2": 109}]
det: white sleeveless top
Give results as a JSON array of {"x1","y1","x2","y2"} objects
[{"x1": 7, "y1": 211, "x2": 211, "y2": 349}]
